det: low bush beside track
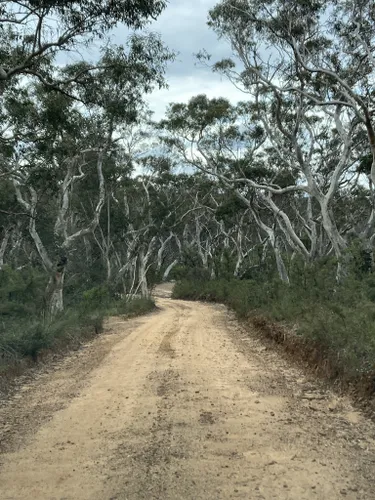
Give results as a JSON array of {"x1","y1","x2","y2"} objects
[{"x1": 173, "y1": 273, "x2": 375, "y2": 400}]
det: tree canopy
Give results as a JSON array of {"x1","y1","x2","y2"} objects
[{"x1": 1, "y1": 0, "x2": 375, "y2": 350}]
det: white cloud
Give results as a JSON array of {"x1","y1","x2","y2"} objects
[
  {"x1": 147, "y1": 71, "x2": 247, "y2": 120},
  {"x1": 100, "y1": 1, "x2": 248, "y2": 119},
  {"x1": 147, "y1": 70, "x2": 248, "y2": 120},
  {"x1": 142, "y1": 0, "x2": 247, "y2": 119}
]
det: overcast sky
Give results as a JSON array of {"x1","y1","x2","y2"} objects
[{"x1": 116, "y1": 0, "x2": 246, "y2": 119}]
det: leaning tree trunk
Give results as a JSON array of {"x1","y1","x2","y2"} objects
[
  {"x1": 273, "y1": 243, "x2": 289, "y2": 285},
  {"x1": 46, "y1": 256, "x2": 67, "y2": 317},
  {"x1": 320, "y1": 201, "x2": 348, "y2": 281},
  {"x1": 138, "y1": 247, "x2": 149, "y2": 298},
  {"x1": 163, "y1": 259, "x2": 178, "y2": 281},
  {"x1": 250, "y1": 208, "x2": 290, "y2": 284},
  {"x1": 0, "y1": 228, "x2": 11, "y2": 269},
  {"x1": 263, "y1": 228, "x2": 289, "y2": 283},
  {"x1": 233, "y1": 252, "x2": 243, "y2": 278}
]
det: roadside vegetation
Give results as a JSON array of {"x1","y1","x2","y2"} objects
[
  {"x1": 173, "y1": 253, "x2": 375, "y2": 389},
  {"x1": 0, "y1": 265, "x2": 155, "y2": 371}
]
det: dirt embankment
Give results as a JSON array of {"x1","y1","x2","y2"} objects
[{"x1": 0, "y1": 285, "x2": 374, "y2": 499}]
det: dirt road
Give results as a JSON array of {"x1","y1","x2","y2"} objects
[{"x1": 0, "y1": 287, "x2": 375, "y2": 499}]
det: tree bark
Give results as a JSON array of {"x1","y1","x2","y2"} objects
[
  {"x1": 46, "y1": 256, "x2": 67, "y2": 317},
  {"x1": 250, "y1": 209, "x2": 290, "y2": 284},
  {"x1": 0, "y1": 228, "x2": 11, "y2": 269},
  {"x1": 163, "y1": 259, "x2": 178, "y2": 281},
  {"x1": 138, "y1": 247, "x2": 149, "y2": 298}
]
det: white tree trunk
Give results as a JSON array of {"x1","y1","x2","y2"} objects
[
  {"x1": 138, "y1": 247, "x2": 149, "y2": 298},
  {"x1": 251, "y1": 209, "x2": 289, "y2": 284},
  {"x1": 49, "y1": 287, "x2": 64, "y2": 316},
  {"x1": 156, "y1": 233, "x2": 174, "y2": 272},
  {"x1": 274, "y1": 243, "x2": 289, "y2": 284},
  {"x1": 320, "y1": 201, "x2": 347, "y2": 258},
  {"x1": 0, "y1": 228, "x2": 11, "y2": 269},
  {"x1": 105, "y1": 254, "x2": 111, "y2": 282},
  {"x1": 13, "y1": 144, "x2": 107, "y2": 316},
  {"x1": 47, "y1": 267, "x2": 65, "y2": 317},
  {"x1": 233, "y1": 254, "x2": 243, "y2": 278},
  {"x1": 163, "y1": 259, "x2": 178, "y2": 281}
]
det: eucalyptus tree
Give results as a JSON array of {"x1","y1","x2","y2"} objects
[
  {"x1": 9, "y1": 91, "x2": 107, "y2": 315},
  {"x1": 0, "y1": 0, "x2": 167, "y2": 94},
  {"x1": 202, "y1": 0, "x2": 375, "y2": 275},
  {"x1": 157, "y1": 94, "x2": 305, "y2": 281},
  {"x1": 4, "y1": 33, "x2": 172, "y2": 314},
  {"x1": 106, "y1": 168, "x2": 202, "y2": 297}
]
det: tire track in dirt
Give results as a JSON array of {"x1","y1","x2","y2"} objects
[{"x1": 0, "y1": 287, "x2": 374, "y2": 499}]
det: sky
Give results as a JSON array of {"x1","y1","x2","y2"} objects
[{"x1": 115, "y1": 0, "x2": 246, "y2": 120}]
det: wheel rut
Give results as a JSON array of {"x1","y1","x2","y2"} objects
[{"x1": 0, "y1": 289, "x2": 374, "y2": 499}]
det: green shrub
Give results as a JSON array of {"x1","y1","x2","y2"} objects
[
  {"x1": 0, "y1": 265, "x2": 47, "y2": 316},
  {"x1": 81, "y1": 285, "x2": 111, "y2": 312},
  {"x1": 0, "y1": 270, "x2": 154, "y2": 368},
  {"x1": 114, "y1": 297, "x2": 155, "y2": 317}
]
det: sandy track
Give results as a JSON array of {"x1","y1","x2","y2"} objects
[{"x1": 0, "y1": 290, "x2": 375, "y2": 499}]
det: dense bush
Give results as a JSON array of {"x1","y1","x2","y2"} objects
[
  {"x1": 81, "y1": 285, "x2": 112, "y2": 313},
  {"x1": 0, "y1": 269, "x2": 155, "y2": 369},
  {"x1": 173, "y1": 262, "x2": 375, "y2": 381},
  {"x1": 0, "y1": 265, "x2": 47, "y2": 317},
  {"x1": 0, "y1": 310, "x2": 104, "y2": 364},
  {"x1": 114, "y1": 297, "x2": 156, "y2": 317}
]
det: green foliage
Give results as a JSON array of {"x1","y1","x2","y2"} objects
[
  {"x1": 0, "y1": 310, "x2": 103, "y2": 364},
  {"x1": 81, "y1": 285, "x2": 111, "y2": 312},
  {"x1": 170, "y1": 264, "x2": 211, "y2": 282},
  {"x1": 357, "y1": 153, "x2": 372, "y2": 175},
  {"x1": 0, "y1": 265, "x2": 47, "y2": 317},
  {"x1": 215, "y1": 195, "x2": 248, "y2": 220},
  {"x1": 0, "y1": 270, "x2": 107, "y2": 364},
  {"x1": 163, "y1": 94, "x2": 234, "y2": 133},
  {"x1": 114, "y1": 297, "x2": 155, "y2": 317},
  {"x1": 0, "y1": 268, "x2": 154, "y2": 368},
  {"x1": 0, "y1": 0, "x2": 169, "y2": 94}
]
